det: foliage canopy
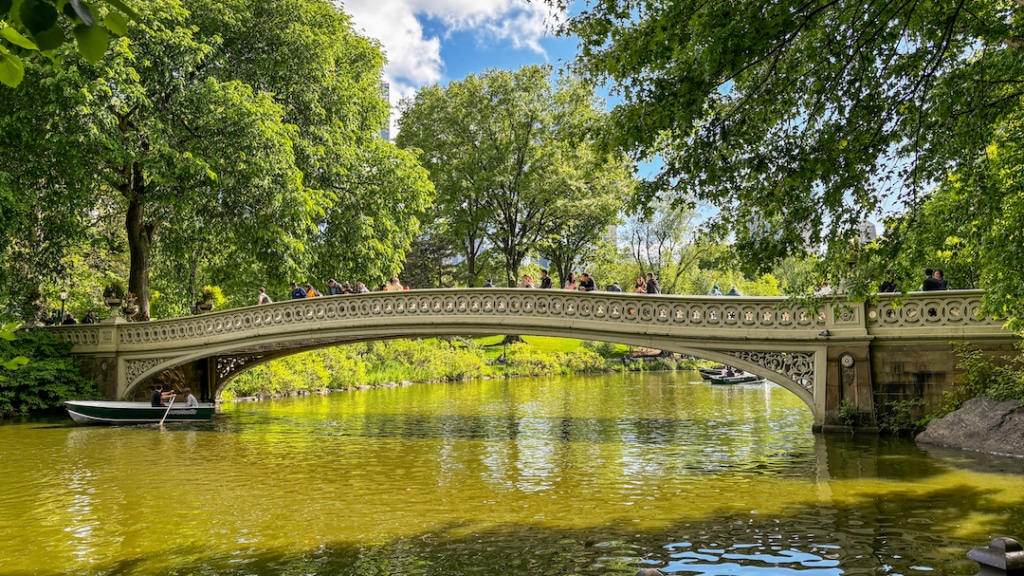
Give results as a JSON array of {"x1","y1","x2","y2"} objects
[
  {"x1": 0, "y1": 0, "x2": 432, "y2": 319},
  {"x1": 550, "y1": 0, "x2": 1024, "y2": 318}
]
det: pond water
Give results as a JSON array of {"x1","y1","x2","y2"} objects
[{"x1": 1, "y1": 372, "x2": 1022, "y2": 576}]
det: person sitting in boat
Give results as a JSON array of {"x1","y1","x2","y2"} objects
[
  {"x1": 182, "y1": 387, "x2": 199, "y2": 408},
  {"x1": 150, "y1": 384, "x2": 176, "y2": 407}
]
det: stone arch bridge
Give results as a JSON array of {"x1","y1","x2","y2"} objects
[{"x1": 49, "y1": 289, "x2": 1016, "y2": 430}]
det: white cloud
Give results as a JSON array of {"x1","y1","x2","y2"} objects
[{"x1": 340, "y1": 0, "x2": 558, "y2": 107}]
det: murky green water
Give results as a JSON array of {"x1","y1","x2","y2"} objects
[{"x1": 1, "y1": 372, "x2": 1023, "y2": 576}]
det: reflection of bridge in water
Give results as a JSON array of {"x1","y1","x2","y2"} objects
[{"x1": 49, "y1": 289, "x2": 1015, "y2": 430}]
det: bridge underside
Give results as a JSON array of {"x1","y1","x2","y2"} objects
[{"x1": 112, "y1": 325, "x2": 843, "y2": 430}]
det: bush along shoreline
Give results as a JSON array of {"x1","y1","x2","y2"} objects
[{"x1": 222, "y1": 337, "x2": 710, "y2": 402}]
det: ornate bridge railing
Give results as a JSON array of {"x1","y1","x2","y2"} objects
[{"x1": 52, "y1": 289, "x2": 1003, "y2": 351}]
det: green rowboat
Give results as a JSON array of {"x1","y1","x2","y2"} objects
[{"x1": 65, "y1": 400, "x2": 216, "y2": 425}]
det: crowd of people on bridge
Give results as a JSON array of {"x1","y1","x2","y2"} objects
[
  {"x1": 48, "y1": 264, "x2": 959, "y2": 324},
  {"x1": 259, "y1": 270, "x2": 670, "y2": 306}
]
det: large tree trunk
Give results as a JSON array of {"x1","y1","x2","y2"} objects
[{"x1": 126, "y1": 197, "x2": 153, "y2": 319}]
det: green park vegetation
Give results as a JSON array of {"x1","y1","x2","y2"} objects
[
  {"x1": 2, "y1": 0, "x2": 1024, "y2": 417},
  {"x1": 0, "y1": 327, "x2": 98, "y2": 416},
  {"x1": 221, "y1": 336, "x2": 708, "y2": 401}
]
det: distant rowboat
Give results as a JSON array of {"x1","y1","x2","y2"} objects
[
  {"x1": 708, "y1": 373, "x2": 761, "y2": 385},
  {"x1": 699, "y1": 367, "x2": 762, "y2": 385},
  {"x1": 65, "y1": 400, "x2": 216, "y2": 425}
]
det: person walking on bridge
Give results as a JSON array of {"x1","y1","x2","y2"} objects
[
  {"x1": 257, "y1": 287, "x2": 273, "y2": 305},
  {"x1": 289, "y1": 282, "x2": 307, "y2": 299}
]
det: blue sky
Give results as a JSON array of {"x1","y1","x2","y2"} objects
[{"x1": 342, "y1": 0, "x2": 579, "y2": 110}]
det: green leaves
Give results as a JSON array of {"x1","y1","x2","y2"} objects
[
  {"x1": 0, "y1": 25, "x2": 37, "y2": 49},
  {"x1": 397, "y1": 66, "x2": 631, "y2": 285},
  {"x1": 1, "y1": 0, "x2": 135, "y2": 86},
  {"x1": 103, "y1": 9, "x2": 126, "y2": 35},
  {"x1": 72, "y1": 22, "x2": 106, "y2": 62},
  {"x1": 0, "y1": 45, "x2": 24, "y2": 87},
  {"x1": 0, "y1": 323, "x2": 28, "y2": 377},
  {"x1": 19, "y1": 0, "x2": 57, "y2": 35},
  {"x1": 0, "y1": 328, "x2": 97, "y2": 415},
  {"x1": 1, "y1": 0, "x2": 425, "y2": 319}
]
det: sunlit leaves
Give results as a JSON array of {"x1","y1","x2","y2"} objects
[
  {"x1": 551, "y1": 0, "x2": 1024, "y2": 304},
  {"x1": 0, "y1": 25, "x2": 36, "y2": 49},
  {"x1": 398, "y1": 66, "x2": 627, "y2": 285},
  {"x1": 0, "y1": 45, "x2": 23, "y2": 87}
]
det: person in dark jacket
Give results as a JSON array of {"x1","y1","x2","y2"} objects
[
  {"x1": 921, "y1": 268, "x2": 942, "y2": 291},
  {"x1": 879, "y1": 269, "x2": 899, "y2": 293},
  {"x1": 579, "y1": 272, "x2": 597, "y2": 291},
  {"x1": 539, "y1": 269, "x2": 553, "y2": 289},
  {"x1": 645, "y1": 273, "x2": 661, "y2": 294},
  {"x1": 289, "y1": 282, "x2": 307, "y2": 299}
]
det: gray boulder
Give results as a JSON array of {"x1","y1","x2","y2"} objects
[{"x1": 916, "y1": 397, "x2": 1024, "y2": 458}]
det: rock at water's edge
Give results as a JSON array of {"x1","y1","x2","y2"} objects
[{"x1": 916, "y1": 397, "x2": 1024, "y2": 458}]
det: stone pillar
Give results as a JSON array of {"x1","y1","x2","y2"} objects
[
  {"x1": 200, "y1": 357, "x2": 217, "y2": 403},
  {"x1": 968, "y1": 537, "x2": 1024, "y2": 576},
  {"x1": 822, "y1": 343, "x2": 876, "y2": 430},
  {"x1": 819, "y1": 300, "x2": 876, "y2": 431}
]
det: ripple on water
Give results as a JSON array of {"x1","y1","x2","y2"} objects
[{"x1": 0, "y1": 373, "x2": 1022, "y2": 575}]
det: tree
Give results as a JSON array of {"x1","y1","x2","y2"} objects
[
  {"x1": 401, "y1": 232, "x2": 457, "y2": 289},
  {"x1": 625, "y1": 202, "x2": 705, "y2": 295},
  {"x1": 398, "y1": 66, "x2": 631, "y2": 286},
  {"x1": 0, "y1": 0, "x2": 136, "y2": 87},
  {"x1": 549, "y1": 0, "x2": 1024, "y2": 307},
  {"x1": 0, "y1": 0, "x2": 432, "y2": 318},
  {"x1": 540, "y1": 190, "x2": 621, "y2": 288},
  {"x1": 536, "y1": 84, "x2": 632, "y2": 287}
]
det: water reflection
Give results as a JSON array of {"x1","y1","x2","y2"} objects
[{"x1": 0, "y1": 373, "x2": 1021, "y2": 576}]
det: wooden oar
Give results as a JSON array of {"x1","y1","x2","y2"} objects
[{"x1": 159, "y1": 396, "x2": 175, "y2": 426}]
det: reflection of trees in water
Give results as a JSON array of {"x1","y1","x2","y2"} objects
[{"x1": 39, "y1": 483, "x2": 1008, "y2": 576}]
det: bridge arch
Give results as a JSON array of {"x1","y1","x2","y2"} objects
[{"x1": 121, "y1": 328, "x2": 819, "y2": 415}]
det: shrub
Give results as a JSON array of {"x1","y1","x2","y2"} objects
[
  {"x1": 560, "y1": 349, "x2": 606, "y2": 374},
  {"x1": 0, "y1": 329, "x2": 100, "y2": 416},
  {"x1": 877, "y1": 398, "x2": 926, "y2": 436},
  {"x1": 933, "y1": 344, "x2": 1024, "y2": 420},
  {"x1": 505, "y1": 343, "x2": 562, "y2": 376}
]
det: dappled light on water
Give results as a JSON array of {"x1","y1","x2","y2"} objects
[{"x1": 0, "y1": 372, "x2": 1022, "y2": 575}]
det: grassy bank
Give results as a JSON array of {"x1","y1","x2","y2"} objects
[{"x1": 223, "y1": 336, "x2": 707, "y2": 401}]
